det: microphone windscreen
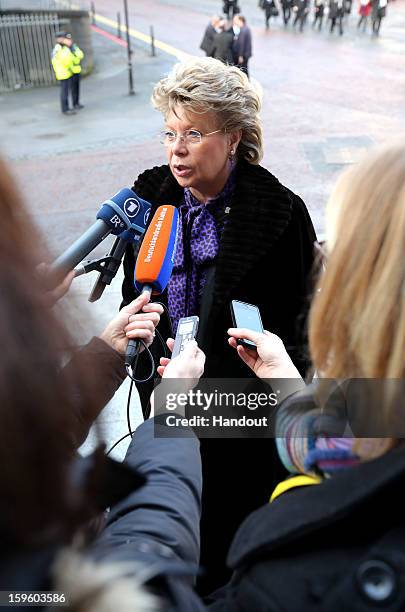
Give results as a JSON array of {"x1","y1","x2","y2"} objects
[
  {"x1": 96, "y1": 188, "x2": 151, "y2": 236},
  {"x1": 135, "y1": 205, "x2": 179, "y2": 295}
]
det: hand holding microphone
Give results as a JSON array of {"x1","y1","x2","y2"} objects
[
  {"x1": 37, "y1": 263, "x2": 76, "y2": 307},
  {"x1": 100, "y1": 292, "x2": 163, "y2": 356}
]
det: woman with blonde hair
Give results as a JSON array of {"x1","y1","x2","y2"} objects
[
  {"x1": 121, "y1": 56, "x2": 316, "y2": 592},
  {"x1": 222, "y1": 142, "x2": 405, "y2": 608}
]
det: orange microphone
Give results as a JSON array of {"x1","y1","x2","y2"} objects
[{"x1": 125, "y1": 205, "x2": 179, "y2": 367}]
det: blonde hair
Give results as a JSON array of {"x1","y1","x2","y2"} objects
[
  {"x1": 151, "y1": 57, "x2": 263, "y2": 164},
  {"x1": 309, "y1": 142, "x2": 405, "y2": 379}
]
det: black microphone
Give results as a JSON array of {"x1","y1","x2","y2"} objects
[
  {"x1": 50, "y1": 189, "x2": 151, "y2": 282},
  {"x1": 87, "y1": 236, "x2": 129, "y2": 303}
]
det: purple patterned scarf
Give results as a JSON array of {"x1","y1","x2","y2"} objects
[{"x1": 168, "y1": 170, "x2": 236, "y2": 334}]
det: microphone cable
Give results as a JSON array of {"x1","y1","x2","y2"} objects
[
  {"x1": 106, "y1": 430, "x2": 135, "y2": 456},
  {"x1": 108, "y1": 302, "x2": 175, "y2": 454}
]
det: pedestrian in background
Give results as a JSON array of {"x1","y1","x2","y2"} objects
[
  {"x1": 313, "y1": 0, "x2": 325, "y2": 29},
  {"x1": 371, "y1": 0, "x2": 387, "y2": 34},
  {"x1": 344, "y1": 0, "x2": 353, "y2": 16},
  {"x1": 233, "y1": 15, "x2": 252, "y2": 78},
  {"x1": 292, "y1": 0, "x2": 309, "y2": 31},
  {"x1": 200, "y1": 15, "x2": 221, "y2": 57},
  {"x1": 223, "y1": 0, "x2": 241, "y2": 20},
  {"x1": 51, "y1": 31, "x2": 75, "y2": 115},
  {"x1": 280, "y1": 0, "x2": 293, "y2": 24},
  {"x1": 70, "y1": 35, "x2": 85, "y2": 110},
  {"x1": 358, "y1": 0, "x2": 371, "y2": 30},
  {"x1": 212, "y1": 19, "x2": 235, "y2": 64},
  {"x1": 329, "y1": 0, "x2": 345, "y2": 34},
  {"x1": 260, "y1": 0, "x2": 279, "y2": 29}
]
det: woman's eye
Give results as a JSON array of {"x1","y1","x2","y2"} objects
[{"x1": 187, "y1": 131, "x2": 202, "y2": 141}]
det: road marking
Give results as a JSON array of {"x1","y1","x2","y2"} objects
[
  {"x1": 91, "y1": 24, "x2": 128, "y2": 48},
  {"x1": 94, "y1": 12, "x2": 191, "y2": 61},
  {"x1": 57, "y1": 0, "x2": 190, "y2": 60}
]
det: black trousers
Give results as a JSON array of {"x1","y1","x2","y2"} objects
[
  {"x1": 282, "y1": 5, "x2": 291, "y2": 23},
  {"x1": 238, "y1": 60, "x2": 249, "y2": 79},
  {"x1": 60, "y1": 77, "x2": 72, "y2": 112},
  {"x1": 357, "y1": 14, "x2": 368, "y2": 29},
  {"x1": 196, "y1": 437, "x2": 288, "y2": 595},
  {"x1": 330, "y1": 15, "x2": 344, "y2": 33},
  {"x1": 71, "y1": 73, "x2": 81, "y2": 107},
  {"x1": 372, "y1": 15, "x2": 382, "y2": 33},
  {"x1": 293, "y1": 12, "x2": 308, "y2": 31},
  {"x1": 313, "y1": 13, "x2": 324, "y2": 29}
]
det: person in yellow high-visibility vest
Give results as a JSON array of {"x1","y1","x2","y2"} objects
[
  {"x1": 51, "y1": 31, "x2": 76, "y2": 115},
  {"x1": 70, "y1": 36, "x2": 85, "y2": 110}
]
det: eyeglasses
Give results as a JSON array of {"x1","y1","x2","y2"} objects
[{"x1": 159, "y1": 128, "x2": 223, "y2": 146}]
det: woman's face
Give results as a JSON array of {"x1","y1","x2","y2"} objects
[{"x1": 164, "y1": 106, "x2": 240, "y2": 200}]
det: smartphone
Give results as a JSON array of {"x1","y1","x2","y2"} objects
[
  {"x1": 230, "y1": 300, "x2": 264, "y2": 349},
  {"x1": 172, "y1": 316, "x2": 199, "y2": 358}
]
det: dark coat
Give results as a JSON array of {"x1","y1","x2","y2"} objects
[
  {"x1": 65, "y1": 385, "x2": 405, "y2": 611},
  {"x1": 98, "y1": 414, "x2": 405, "y2": 612},
  {"x1": 314, "y1": 0, "x2": 325, "y2": 16},
  {"x1": 329, "y1": 0, "x2": 345, "y2": 17},
  {"x1": 233, "y1": 25, "x2": 252, "y2": 60},
  {"x1": 122, "y1": 161, "x2": 316, "y2": 377},
  {"x1": 293, "y1": 0, "x2": 309, "y2": 16},
  {"x1": 0, "y1": 338, "x2": 204, "y2": 612},
  {"x1": 212, "y1": 30, "x2": 235, "y2": 64},
  {"x1": 121, "y1": 160, "x2": 316, "y2": 593},
  {"x1": 263, "y1": 0, "x2": 277, "y2": 17},
  {"x1": 200, "y1": 23, "x2": 216, "y2": 56},
  {"x1": 205, "y1": 445, "x2": 405, "y2": 611},
  {"x1": 0, "y1": 419, "x2": 205, "y2": 612}
]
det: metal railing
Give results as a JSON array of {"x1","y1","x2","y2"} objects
[
  {"x1": 0, "y1": 0, "x2": 87, "y2": 9},
  {"x1": 0, "y1": 12, "x2": 59, "y2": 92}
]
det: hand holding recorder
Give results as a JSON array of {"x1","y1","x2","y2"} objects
[{"x1": 157, "y1": 337, "x2": 206, "y2": 382}]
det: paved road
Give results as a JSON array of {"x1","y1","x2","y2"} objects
[{"x1": 0, "y1": 0, "x2": 404, "y2": 457}]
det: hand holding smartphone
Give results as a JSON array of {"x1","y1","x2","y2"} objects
[{"x1": 230, "y1": 300, "x2": 264, "y2": 349}]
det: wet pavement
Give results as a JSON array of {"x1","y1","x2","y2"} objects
[{"x1": 1, "y1": 0, "x2": 404, "y2": 457}]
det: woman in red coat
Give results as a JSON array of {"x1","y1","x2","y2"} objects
[{"x1": 357, "y1": 0, "x2": 371, "y2": 30}]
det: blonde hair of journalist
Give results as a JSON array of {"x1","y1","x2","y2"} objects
[
  {"x1": 309, "y1": 142, "x2": 405, "y2": 380},
  {"x1": 151, "y1": 57, "x2": 263, "y2": 165}
]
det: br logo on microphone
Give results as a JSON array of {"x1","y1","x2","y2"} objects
[
  {"x1": 124, "y1": 198, "x2": 141, "y2": 219},
  {"x1": 110, "y1": 215, "x2": 125, "y2": 228},
  {"x1": 144, "y1": 209, "x2": 150, "y2": 226}
]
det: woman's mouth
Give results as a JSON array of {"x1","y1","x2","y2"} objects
[{"x1": 173, "y1": 164, "x2": 193, "y2": 178}]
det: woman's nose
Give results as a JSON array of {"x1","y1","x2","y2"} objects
[{"x1": 171, "y1": 136, "x2": 188, "y2": 155}]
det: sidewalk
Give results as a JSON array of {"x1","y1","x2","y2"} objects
[{"x1": 0, "y1": 26, "x2": 177, "y2": 460}]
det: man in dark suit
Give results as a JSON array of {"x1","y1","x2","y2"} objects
[
  {"x1": 233, "y1": 15, "x2": 252, "y2": 78},
  {"x1": 223, "y1": 0, "x2": 240, "y2": 20},
  {"x1": 212, "y1": 19, "x2": 235, "y2": 64},
  {"x1": 200, "y1": 15, "x2": 220, "y2": 56}
]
